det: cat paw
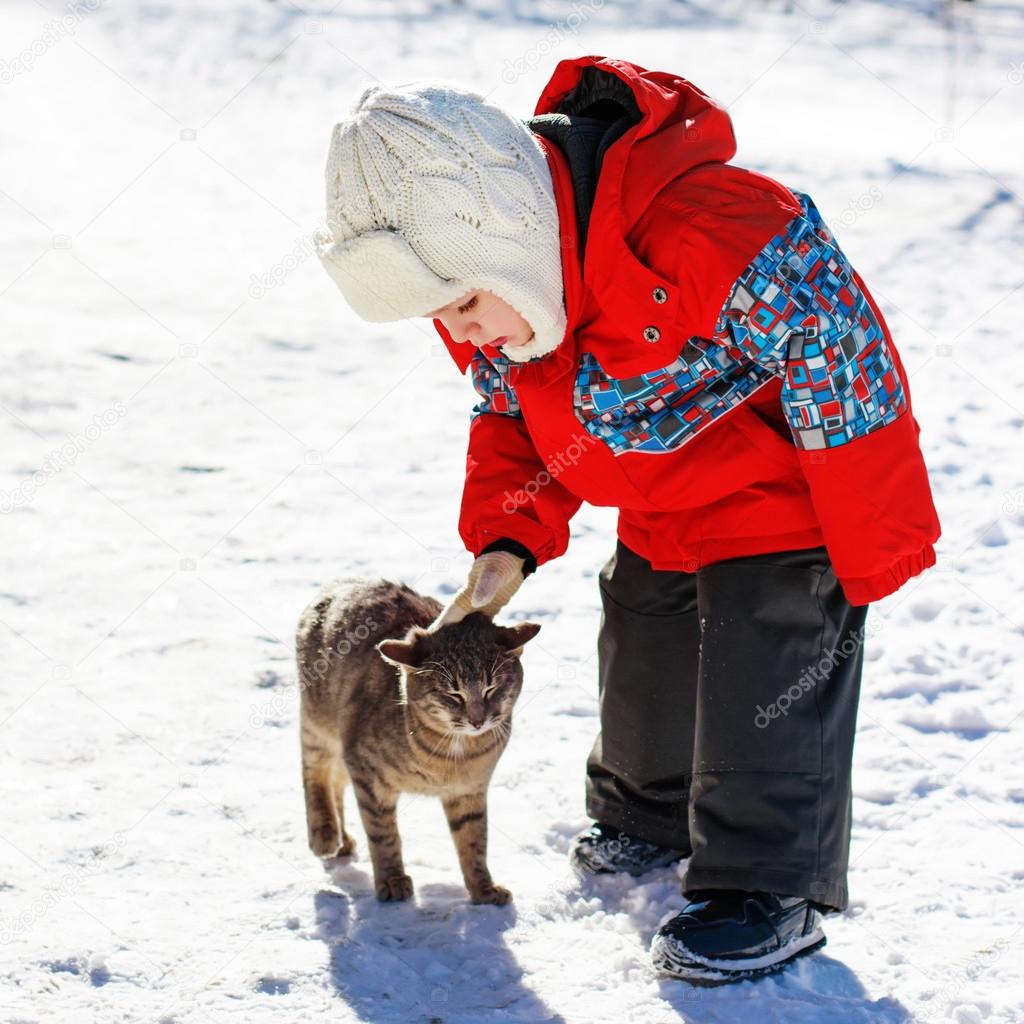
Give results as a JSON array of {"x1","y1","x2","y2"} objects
[
  {"x1": 309, "y1": 824, "x2": 342, "y2": 858},
  {"x1": 309, "y1": 826, "x2": 355, "y2": 859},
  {"x1": 376, "y1": 874, "x2": 414, "y2": 902},
  {"x1": 470, "y1": 883, "x2": 512, "y2": 906}
]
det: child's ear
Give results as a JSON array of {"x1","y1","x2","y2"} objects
[
  {"x1": 495, "y1": 621, "x2": 542, "y2": 657},
  {"x1": 376, "y1": 626, "x2": 432, "y2": 668}
]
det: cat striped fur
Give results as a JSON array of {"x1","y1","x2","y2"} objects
[{"x1": 295, "y1": 577, "x2": 540, "y2": 905}]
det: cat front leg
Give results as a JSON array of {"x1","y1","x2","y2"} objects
[
  {"x1": 351, "y1": 777, "x2": 412, "y2": 902},
  {"x1": 301, "y1": 723, "x2": 353, "y2": 857},
  {"x1": 442, "y1": 790, "x2": 511, "y2": 905}
]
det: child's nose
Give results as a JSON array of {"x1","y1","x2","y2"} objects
[{"x1": 462, "y1": 323, "x2": 485, "y2": 347}]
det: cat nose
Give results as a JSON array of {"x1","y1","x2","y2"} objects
[{"x1": 468, "y1": 714, "x2": 486, "y2": 729}]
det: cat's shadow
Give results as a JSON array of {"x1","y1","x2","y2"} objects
[{"x1": 314, "y1": 859, "x2": 567, "y2": 1024}]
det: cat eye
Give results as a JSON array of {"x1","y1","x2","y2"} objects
[{"x1": 438, "y1": 691, "x2": 465, "y2": 706}]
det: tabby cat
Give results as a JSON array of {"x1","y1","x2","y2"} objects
[{"x1": 295, "y1": 577, "x2": 541, "y2": 904}]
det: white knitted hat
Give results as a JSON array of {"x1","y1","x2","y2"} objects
[{"x1": 313, "y1": 81, "x2": 567, "y2": 362}]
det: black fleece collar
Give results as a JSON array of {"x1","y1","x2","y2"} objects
[{"x1": 526, "y1": 66, "x2": 643, "y2": 252}]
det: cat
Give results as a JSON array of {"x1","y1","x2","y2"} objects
[{"x1": 295, "y1": 576, "x2": 541, "y2": 905}]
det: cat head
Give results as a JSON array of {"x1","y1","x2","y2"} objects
[{"x1": 376, "y1": 612, "x2": 541, "y2": 736}]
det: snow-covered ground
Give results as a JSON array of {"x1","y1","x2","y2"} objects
[{"x1": 2, "y1": 0, "x2": 1023, "y2": 1020}]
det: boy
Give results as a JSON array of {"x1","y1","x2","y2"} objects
[{"x1": 313, "y1": 56, "x2": 941, "y2": 981}]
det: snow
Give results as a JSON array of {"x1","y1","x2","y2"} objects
[{"x1": 2, "y1": 0, "x2": 1023, "y2": 1021}]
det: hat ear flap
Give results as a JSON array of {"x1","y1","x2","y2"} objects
[{"x1": 314, "y1": 228, "x2": 467, "y2": 323}]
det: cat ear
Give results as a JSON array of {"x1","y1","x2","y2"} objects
[
  {"x1": 495, "y1": 621, "x2": 542, "y2": 657},
  {"x1": 376, "y1": 627, "x2": 431, "y2": 668}
]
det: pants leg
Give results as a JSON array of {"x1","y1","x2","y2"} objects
[
  {"x1": 585, "y1": 540, "x2": 699, "y2": 852},
  {"x1": 683, "y1": 546, "x2": 869, "y2": 912},
  {"x1": 585, "y1": 539, "x2": 868, "y2": 911}
]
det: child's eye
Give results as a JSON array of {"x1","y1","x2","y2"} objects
[{"x1": 457, "y1": 295, "x2": 478, "y2": 315}]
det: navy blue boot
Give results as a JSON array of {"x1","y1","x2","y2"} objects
[
  {"x1": 569, "y1": 822, "x2": 688, "y2": 878},
  {"x1": 650, "y1": 889, "x2": 828, "y2": 983}
]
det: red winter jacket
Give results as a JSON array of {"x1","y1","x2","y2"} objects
[{"x1": 434, "y1": 56, "x2": 941, "y2": 606}]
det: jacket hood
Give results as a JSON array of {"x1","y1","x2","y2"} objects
[
  {"x1": 535, "y1": 56, "x2": 736, "y2": 171},
  {"x1": 536, "y1": 58, "x2": 737, "y2": 236}
]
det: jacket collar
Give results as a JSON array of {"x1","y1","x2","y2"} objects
[{"x1": 537, "y1": 57, "x2": 738, "y2": 371}]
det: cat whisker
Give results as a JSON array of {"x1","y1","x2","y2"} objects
[
  {"x1": 427, "y1": 727, "x2": 453, "y2": 760},
  {"x1": 440, "y1": 733, "x2": 455, "y2": 775},
  {"x1": 427, "y1": 725, "x2": 463, "y2": 779}
]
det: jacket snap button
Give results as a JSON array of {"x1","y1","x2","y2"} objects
[
  {"x1": 643, "y1": 326, "x2": 660, "y2": 343},
  {"x1": 652, "y1": 286, "x2": 668, "y2": 304}
]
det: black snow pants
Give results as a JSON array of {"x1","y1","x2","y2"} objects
[{"x1": 585, "y1": 539, "x2": 870, "y2": 912}]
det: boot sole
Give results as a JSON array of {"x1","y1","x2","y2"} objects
[{"x1": 650, "y1": 926, "x2": 827, "y2": 984}]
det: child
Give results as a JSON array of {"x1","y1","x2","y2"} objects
[{"x1": 313, "y1": 56, "x2": 941, "y2": 982}]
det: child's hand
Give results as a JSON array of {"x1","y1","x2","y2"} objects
[{"x1": 430, "y1": 550, "x2": 527, "y2": 628}]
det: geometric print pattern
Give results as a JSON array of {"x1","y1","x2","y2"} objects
[
  {"x1": 469, "y1": 189, "x2": 906, "y2": 457},
  {"x1": 470, "y1": 351, "x2": 522, "y2": 419},
  {"x1": 716, "y1": 190, "x2": 906, "y2": 450},
  {"x1": 571, "y1": 340, "x2": 773, "y2": 455}
]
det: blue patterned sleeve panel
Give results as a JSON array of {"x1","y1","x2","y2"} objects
[
  {"x1": 469, "y1": 348, "x2": 523, "y2": 421},
  {"x1": 712, "y1": 190, "x2": 907, "y2": 451}
]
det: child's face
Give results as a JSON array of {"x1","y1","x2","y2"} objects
[{"x1": 426, "y1": 290, "x2": 534, "y2": 352}]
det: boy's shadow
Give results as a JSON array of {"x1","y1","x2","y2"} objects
[
  {"x1": 314, "y1": 859, "x2": 566, "y2": 1024},
  {"x1": 579, "y1": 871, "x2": 916, "y2": 1024}
]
